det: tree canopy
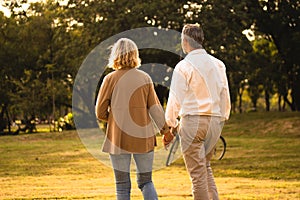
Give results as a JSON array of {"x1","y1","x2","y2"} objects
[{"x1": 0, "y1": 0, "x2": 299, "y2": 133}]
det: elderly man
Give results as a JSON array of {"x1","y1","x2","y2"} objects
[{"x1": 165, "y1": 24, "x2": 231, "y2": 200}]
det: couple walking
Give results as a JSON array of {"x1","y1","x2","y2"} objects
[{"x1": 95, "y1": 24, "x2": 231, "y2": 200}]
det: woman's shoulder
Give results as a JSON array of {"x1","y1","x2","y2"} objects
[
  {"x1": 101, "y1": 69, "x2": 125, "y2": 85},
  {"x1": 134, "y1": 69, "x2": 153, "y2": 82},
  {"x1": 134, "y1": 68, "x2": 150, "y2": 76},
  {"x1": 104, "y1": 68, "x2": 153, "y2": 85},
  {"x1": 126, "y1": 68, "x2": 149, "y2": 78}
]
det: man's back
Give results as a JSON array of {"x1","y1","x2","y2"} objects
[{"x1": 166, "y1": 49, "x2": 230, "y2": 126}]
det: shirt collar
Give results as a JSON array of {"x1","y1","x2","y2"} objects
[{"x1": 187, "y1": 49, "x2": 207, "y2": 56}]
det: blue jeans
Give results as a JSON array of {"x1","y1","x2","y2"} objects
[{"x1": 109, "y1": 151, "x2": 158, "y2": 200}]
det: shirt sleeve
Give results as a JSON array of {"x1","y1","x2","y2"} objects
[
  {"x1": 165, "y1": 63, "x2": 188, "y2": 127},
  {"x1": 95, "y1": 75, "x2": 111, "y2": 122},
  {"x1": 220, "y1": 66, "x2": 231, "y2": 120}
]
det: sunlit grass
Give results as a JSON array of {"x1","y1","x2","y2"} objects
[{"x1": 0, "y1": 112, "x2": 299, "y2": 199}]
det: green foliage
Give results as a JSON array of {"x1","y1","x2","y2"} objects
[{"x1": 0, "y1": 0, "x2": 299, "y2": 133}]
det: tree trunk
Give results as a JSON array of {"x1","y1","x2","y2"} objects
[
  {"x1": 252, "y1": 99, "x2": 257, "y2": 112},
  {"x1": 238, "y1": 89, "x2": 243, "y2": 113},
  {"x1": 0, "y1": 105, "x2": 5, "y2": 132},
  {"x1": 278, "y1": 94, "x2": 282, "y2": 111},
  {"x1": 284, "y1": 94, "x2": 294, "y2": 111},
  {"x1": 5, "y1": 106, "x2": 11, "y2": 133},
  {"x1": 232, "y1": 102, "x2": 236, "y2": 113},
  {"x1": 291, "y1": 78, "x2": 300, "y2": 111},
  {"x1": 265, "y1": 90, "x2": 270, "y2": 111}
]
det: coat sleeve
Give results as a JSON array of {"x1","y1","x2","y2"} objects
[
  {"x1": 147, "y1": 79, "x2": 166, "y2": 131},
  {"x1": 95, "y1": 76, "x2": 111, "y2": 122}
]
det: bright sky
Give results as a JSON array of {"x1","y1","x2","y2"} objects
[
  {"x1": 0, "y1": 0, "x2": 11, "y2": 17},
  {"x1": 0, "y1": 0, "x2": 48, "y2": 17}
]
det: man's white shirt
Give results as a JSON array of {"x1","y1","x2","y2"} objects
[{"x1": 165, "y1": 49, "x2": 231, "y2": 127}]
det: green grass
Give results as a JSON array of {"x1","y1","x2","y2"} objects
[
  {"x1": 0, "y1": 112, "x2": 300, "y2": 199},
  {"x1": 219, "y1": 112, "x2": 300, "y2": 181}
]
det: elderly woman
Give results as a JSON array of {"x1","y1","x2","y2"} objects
[{"x1": 95, "y1": 38, "x2": 173, "y2": 200}]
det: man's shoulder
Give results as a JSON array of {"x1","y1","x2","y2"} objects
[
  {"x1": 207, "y1": 54, "x2": 225, "y2": 68},
  {"x1": 175, "y1": 59, "x2": 191, "y2": 70}
]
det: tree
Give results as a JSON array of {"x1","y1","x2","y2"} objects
[
  {"x1": 0, "y1": 12, "x2": 21, "y2": 132},
  {"x1": 1, "y1": 0, "x2": 298, "y2": 133},
  {"x1": 0, "y1": 1, "x2": 75, "y2": 133},
  {"x1": 251, "y1": 36, "x2": 281, "y2": 111},
  {"x1": 246, "y1": 0, "x2": 300, "y2": 110},
  {"x1": 182, "y1": 0, "x2": 255, "y2": 112}
]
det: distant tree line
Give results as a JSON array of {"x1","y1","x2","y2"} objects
[{"x1": 0, "y1": 0, "x2": 299, "y2": 133}]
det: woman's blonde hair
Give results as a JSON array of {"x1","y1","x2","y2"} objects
[{"x1": 108, "y1": 38, "x2": 141, "y2": 70}]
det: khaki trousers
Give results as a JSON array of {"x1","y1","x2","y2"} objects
[{"x1": 179, "y1": 115, "x2": 224, "y2": 200}]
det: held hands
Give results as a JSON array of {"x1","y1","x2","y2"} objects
[
  {"x1": 161, "y1": 127, "x2": 175, "y2": 149},
  {"x1": 162, "y1": 131, "x2": 174, "y2": 148}
]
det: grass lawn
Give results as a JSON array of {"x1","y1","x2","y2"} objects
[{"x1": 0, "y1": 112, "x2": 299, "y2": 199}]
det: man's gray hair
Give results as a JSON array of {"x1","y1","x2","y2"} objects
[{"x1": 182, "y1": 24, "x2": 204, "y2": 49}]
